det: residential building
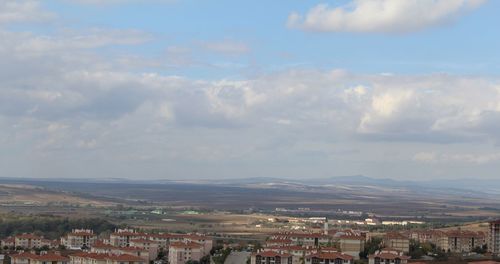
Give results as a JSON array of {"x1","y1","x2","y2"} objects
[
  {"x1": 11, "y1": 252, "x2": 69, "y2": 264},
  {"x1": 91, "y1": 242, "x2": 152, "y2": 262},
  {"x1": 104, "y1": 254, "x2": 146, "y2": 264},
  {"x1": 69, "y1": 252, "x2": 146, "y2": 264},
  {"x1": 129, "y1": 239, "x2": 159, "y2": 261},
  {"x1": 490, "y1": 220, "x2": 500, "y2": 256},
  {"x1": 339, "y1": 234, "x2": 365, "y2": 260},
  {"x1": 263, "y1": 245, "x2": 316, "y2": 263},
  {"x1": 251, "y1": 251, "x2": 294, "y2": 264},
  {"x1": 1, "y1": 237, "x2": 15, "y2": 248},
  {"x1": 61, "y1": 229, "x2": 97, "y2": 250},
  {"x1": 70, "y1": 252, "x2": 108, "y2": 264},
  {"x1": 148, "y1": 233, "x2": 184, "y2": 249},
  {"x1": 269, "y1": 233, "x2": 330, "y2": 247},
  {"x1": 266, "y1": 239, "x2": 293, "y2": 247},
  {"x1": 148, "y1": 233, "x2": 212, "y2": 254},
  {"x1": 168, "y1": 241, "x2": 204, "y2": 264},
  {"x1": 405, "y1": 230, "x2": 448, "y2": 251},
  {"x1": 14, "y1": 234, "x2": 51, "y2": 249},
  {"x1": 383, "y1": 233, "x2": 410, "y2": 253},
  {"x1": 109, "y1": 229, "x2": 147, "y2": 247},
  {"x1": 368, "y1": 249, "x2": 410, "y2": 264},
  {"x1": 446, "y1": 229, "x2": 486, "y2": 253},
  {"x1": 181, "y1": 234, "x2": 213, "y2": 255},
  {"x1": 304, "y1": 252, "x2": 353, "y2": 264}
]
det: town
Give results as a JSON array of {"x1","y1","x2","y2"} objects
[{"x1": 1, "y1": 218, "x2": 500, "y2": 264}]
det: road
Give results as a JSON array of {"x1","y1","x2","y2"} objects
[{"x1": 224, "y1": 251, "x2": 251, "y2": 264}]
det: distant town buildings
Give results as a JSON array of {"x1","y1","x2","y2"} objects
[{"x1": 3, "y1": 228, "x2": 213, "y2": 264}]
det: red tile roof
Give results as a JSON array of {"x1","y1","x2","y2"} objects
[
  {"x1": 369, "y1": 252, "x2": 410, "y2": 260},
  {"x1": 69, "y1": 232, "x2": 95, "y2": 236},
  {"x1": 11, "y1": 252, "x2": 69, "y2": 262},
  {"x1": 70, "y1": 252, "x2": 144, "y2": 262},
  {"x1": 15, "y1": 234, "x2": 43, "y2": 240},
  {"x1": 169, "y1": 241, "x2": 203, "y2": 249},
  {"x1": 254, "y1": 251, "x2": 292, "y2": 258},
  {"x1": 105, "y1": 254, "x2": 145, "y2": 262},
  {"x1": 384, "y1": 232, "x2": 408, "y2": 240},
  {"x1": 306, "y1": 252, "x2": 353, "y2": 260}
]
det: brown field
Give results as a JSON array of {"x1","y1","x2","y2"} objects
[{"x1": 0, "y1": 184, "x2": 115, "y2": 207}]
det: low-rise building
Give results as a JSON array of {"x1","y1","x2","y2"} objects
[
  {"x1": 14, "y1": 234, "x2": 52, "y2": 249},
  {"x1": 269, "y1": 232, "x2": 330, "y2": 247},
  {"x1": 368, "y1": 249, "x2": 410, "y2": 264},
  {"x1": 263, "y1": 245, "x2": 316, "y2": 263},
  {"x1": 91, "y1": 242, "x2": 152, "y2": 262},
  {"x1": 11, "y1": 252, "x2": 69, "y2": 264},
  {"x1": 69, "y1": 252, "x2": 146, "y2": 264},
  {"x1": 304, "y1": 252, "x2": 353, "y2": 264},
  {"x1": 251, "y1": 251, "x2": 294, "y2": 264},
  {"x1": 1, "y1": 237, "x2": 15, "y2": 248}
]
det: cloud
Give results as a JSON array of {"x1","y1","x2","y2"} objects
[
  {"x1": 0, "y1": 0, "x2": 54, "y2": 25},
  {"x1": 2, "y1": 0, "x2": 500, "y2": 179},
  {"x1": 288, "y1": 0, "x2": 487, "y2": 33},
  {"x1": 201, "y1": 40, "x2": 250, "y2": 55},
  {"x1": 413, "y1": 151, "x2": 500, "y2": 164},
  {"x1": 61, "y1": 0, "x2": 176, "y2": 5}
]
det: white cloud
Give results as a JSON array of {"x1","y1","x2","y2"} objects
[
  {"x1": 414, "y1": 151, "x2": 500, "y2": 164},
  {"x1": 0, "y1": 0, "x2": 54, "y2": 25},
  {"x1": 201, "y1": 40, "x2": 250, "y2": 55},
  {"x1": 2, "y1": 0, "x2": 500, "y2": 179},
  {"x1": 62, "y1": 0, "x2": 176, "y2": 5},
  {"x1": 288, "y1": 0, "x2": 487, "y2": 33}
]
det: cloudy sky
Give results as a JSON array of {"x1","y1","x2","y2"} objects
[{"x1": 1, "y1": 0, "x2": 500, "y2": 180}]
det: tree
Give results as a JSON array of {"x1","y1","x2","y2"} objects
[
  {"x1": 199, "y1": 255, "x2": 210, "y2": 264},
  {"x1": 360, "y1": 237, "x2": 382, "y2": 259}
]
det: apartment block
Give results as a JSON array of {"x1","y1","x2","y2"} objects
[
  {"x1": 304, "y1": 252, "x2": 353, "y2": 264},
  {"x1": 251, "y1": 251, "x2": 294, "y2": 264},
  {"x1": 490, "y1": 220, "x2": 500, "y2": 255},
  {"x1": 11, "y1": 252, "x2": 69, "y2": 264},
  {"x1": 168, "y1": 241, "x2": 204, "y2": 264},
  {"x1": 61, "y1": 229, "x2": 97, "y2": 250},
  {"x1": 368, "y1": 249, "x2": 410, "y2": 264},
  {"x1": 383, "y1": 233, "x2": 410, "y2": 253}
]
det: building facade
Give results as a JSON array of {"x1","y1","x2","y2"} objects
[
  {"x1": 251, "y1": 251, "x2": 294, "y2": 264},
  {"x1": 61, "y1": 229, "x2": 97, "y2": 250},
  {"x1": 490, "y1": 220, "x2": 500, "y2": 256}
]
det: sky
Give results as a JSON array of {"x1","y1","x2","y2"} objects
[{"x1": 1, "y1": 0, "x2": 500, "y2": 180}]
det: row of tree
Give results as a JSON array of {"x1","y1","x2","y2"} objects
[{"x1": 0, "y1": 215, "x2": 118, "y2": 239}]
